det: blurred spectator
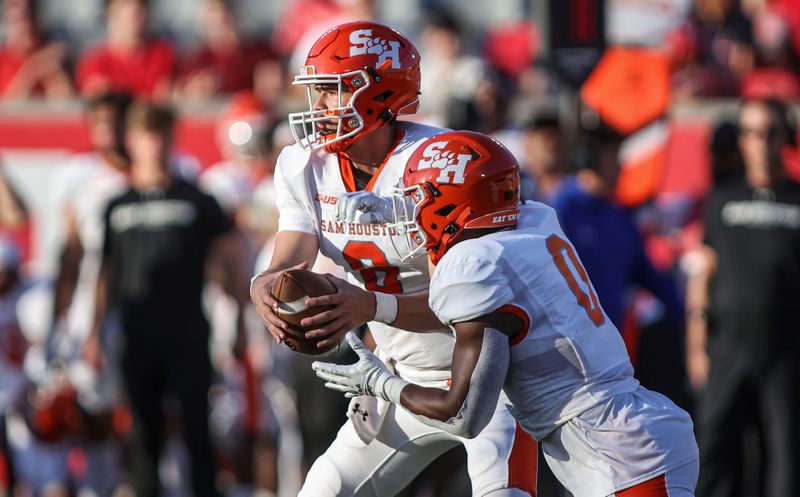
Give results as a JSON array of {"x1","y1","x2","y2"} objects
[
  {"x1": 0, "y1": 238, "x2": 71, "y2": 497},
  {"x1": 417, "y1": 9, "x2": 488, "y2": 126},
  {"x1": 270, "y1": 0, "x2": 342, "y2": 57},
  {"x1": 446, "y1": 69, "x2": 512, "y2": 135},
  {"x1": 673, "y1": 0, "x2": 800, "y2": 100},
  {"x1": 176, "y1": 0, "x2": 276, "y2": 100},
  {"x1": 86, "y1": 102, "x2": 246, "y2": 497},
  {"x1": 199, "y1": 93, "x2": 282, "y2": 493},
  {"x1": 252, "y1": 57, "x2": 286, "y2": 118},
  {"x1": 44, "y1": 93, "x2": 133, "y2": 497},
  {"x1": 741, "y1": 7, "x2": 800, "y2": 100},
  {"x1": 47, "y1": 93, "x2": 131, "y2": 290},
  {"x1": 482, "y1": 21, "x2": 538, "y2": 83},
  {"x1": 518, "y1": 110, "x2": 569, "y2": 204},
  {"x1": 687, "y1": 98, "x2": 800, "y2": 497},
  {"x1": 77, "y1": 0, "x2": 176, "y2": 101},
  {"x1": 0, "y1": 0, "x2": 73, "y2": 100},
  {"x1": 200, "y1": 92, "x2": 277, "y2": 246},
  {"x1": 553, "y1": 127, "x2": 686, "y2": 332}
]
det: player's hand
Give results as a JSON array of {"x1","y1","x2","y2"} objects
[
  {"x1": 301, "y1": 274, "x2": 377, "y2": 350},
  {"x1": 335, "y1": 191, "x2": 393, "y2": 224},
  {"x1": 250, "y1": 261, "x2": 309, "y2": 343},
  {"x1": 312, "y1": 332, "x2": 396, "y2": 399}
]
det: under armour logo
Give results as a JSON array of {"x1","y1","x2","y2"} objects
[
  {"x1": 349, "y1": 29, "x2": 401, "y2": 69},
  {"x1": 352, "y1": 403, "x2": 369, "y2": 422}
]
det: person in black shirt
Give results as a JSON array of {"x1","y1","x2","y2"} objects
[
  {"x1": 686, "y1": 99, "x2": 800, "y2": 497},
  {"x1": 85, "y1": 102, "x2": 247, "y2": 497}
]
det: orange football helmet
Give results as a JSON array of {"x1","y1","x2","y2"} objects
[
  {"x1": 288, "y1": 21, "x2": 421, "y2": 153},
  {"x1": 390, "y1": 131, "x2": 521, "y2": 264}
]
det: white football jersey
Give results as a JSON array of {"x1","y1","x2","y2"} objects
[
  {"x1": 430, "y1": 202, "x2": 698, "y2": 494},
  {"x1": 50, "y1": 153, "x2": 128, "y2": 339},
  {"x1": 430, "y1": 201, "x2": 641, "y2": 439},
  {"x1": 274, "y1": 121, "x2": 455, "y2": 384},
  {"x1": 430, "y1": 202, "x2": 698, "y2": 497}
]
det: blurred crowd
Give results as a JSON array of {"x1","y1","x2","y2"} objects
[
  {"x1": 2, "y1": 0, "x2": 799, "y2": 105},
  {"x1": 0, "y1": 0, "x2": 799, "y2": 496}
]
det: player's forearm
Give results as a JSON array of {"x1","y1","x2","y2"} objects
[
  {"x1": 400, "y1": 384, "x2": 469, "y2": 421},
  {"x1": 90, "y1": 263, "x2": 109, "y2": 337},
  {"x1": 684, "y1": 246, "x2": 716, "y2": 337},
  {"x1": 259, "y1": 230, "x2": 319, "y2": 276},
  {"x1": 399, "y1": 326, "x2": 508, "y2": 438},
  {"x1": 52, "y1": 239, "x2": 84, "y2": 322},
  {"x1": 398, "y1": 374, "x2": 500, "y2": 439},
  {"x1": 382, "y1": 290, "x2": 444, "y2": 331}
]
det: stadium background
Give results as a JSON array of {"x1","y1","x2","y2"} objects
[{"x1": 0, "y1": 0, "x2": 798, "y2": 496}]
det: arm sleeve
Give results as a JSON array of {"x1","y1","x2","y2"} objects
[
  {"x1": 405, "y1": 327, "x2": 509, "y2": 439},
  {"x1": 274, "y1": 158, "x2": 317, "y2": 235},
  {"x1": 429, "y1": 254, "x2": 513, "y2": 325}
]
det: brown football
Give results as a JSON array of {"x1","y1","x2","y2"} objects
[{"x1": 270, "y1": 269, "x2": 338, "y2": 355}]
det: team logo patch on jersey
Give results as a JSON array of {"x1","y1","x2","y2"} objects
[
  {"x1": 349, "y1": 29, "x2": 401, "y2": 69},
  {"x1": 416, "y1": 141, "x2": 470, "y2": 184}
]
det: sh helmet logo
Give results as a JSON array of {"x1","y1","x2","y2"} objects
[
  {"x1": 349, "y1": 29, "x2": 401, "y2": 69},
  {"x1": 416, "y1": 141, "x2": 471, "y2": 184}
]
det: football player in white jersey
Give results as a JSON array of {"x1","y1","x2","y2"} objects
[
  {"x1": 248, "y1": 22, "x2": 537, "y2": 497},
  {"x1": 313, "y1": 131, "x2": 700, "y2": 497}
]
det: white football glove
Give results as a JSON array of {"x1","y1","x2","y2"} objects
[
  {"x1": 335, "y1": 191, "x2": 393, "y2": 224},
  {"x1": 312, "y1": 332, "x2": 408, "y2": 403}
]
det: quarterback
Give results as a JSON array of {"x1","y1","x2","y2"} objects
[
  {"x1": 249, "y1": 22, "x2": 536, "y2": 497},
  {"x1": 313, "y1": 131, "x2": 700, "y2": 497}
]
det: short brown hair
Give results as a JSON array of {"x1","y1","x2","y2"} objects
[{"x1": 126, "y1": 102, "x2": 175, "y2": 136}]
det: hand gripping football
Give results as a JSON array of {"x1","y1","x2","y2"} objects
[{"x1": 270, "y1": 269, "x2": 339, "y2": 355}]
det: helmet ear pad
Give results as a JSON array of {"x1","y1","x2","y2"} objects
[{"x1": 344, "y1": 64, "x2": 421, "y2": 148}]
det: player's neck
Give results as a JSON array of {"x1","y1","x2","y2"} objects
[
  {"x1": 342, "y1": 125, "x2": 399, "y2": 175},
  {"x1": 130, "y1": 161, "x2": 172, "y2": 191}
]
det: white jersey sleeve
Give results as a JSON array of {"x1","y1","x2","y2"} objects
[
  {"x1": 429, "y1": 246, "x2": 513, "y2": 325},
  {"x1": 274, "y1": 148, "x2": 318, "y2": 235}
]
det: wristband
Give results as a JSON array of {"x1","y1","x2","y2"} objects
[
  {"x1": 373, "y1": 292, "x2": 398, "y2": 324},
  {"x1": 249, "y1": 270, "x2": 269, "y2": 296},
  {"x1": 381, "y1": 375, "x2": 409, "y2": 404}
]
